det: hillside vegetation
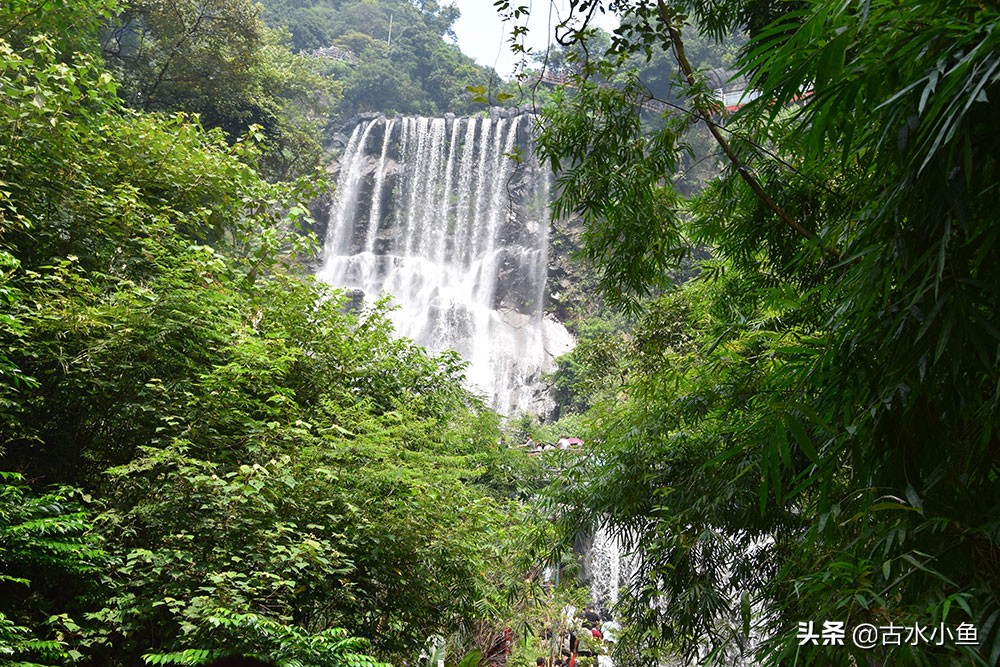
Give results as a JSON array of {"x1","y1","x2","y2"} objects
[
  {"x1": 0, "y1": 2, "x2": 543, "y2": 666},
  {"x1": 260, "y1": 0, "x2": 497, "y2": 117}
]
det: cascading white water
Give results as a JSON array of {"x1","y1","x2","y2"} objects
[
  {"x1": 317, "y1": 113, "x2": 573, "y2": 415},
  {"x1": 589, "y1": 522, "x2": 626, "y2": 608}
]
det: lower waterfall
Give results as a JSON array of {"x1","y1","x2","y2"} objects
[
  {"x1": 317, "y1": 112, "x2": 572, "y2": 415},
  {"x1": 588, "y1": 523, "x2": 624, "y2": 609}
]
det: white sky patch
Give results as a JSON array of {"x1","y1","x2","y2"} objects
[{"x1": 450, "y1": 0, "x2": 618, "y2": 78}]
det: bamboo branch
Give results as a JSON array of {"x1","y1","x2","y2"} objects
[{"x1": 655, "y1": 0, "x2": 842, "y2": 261}]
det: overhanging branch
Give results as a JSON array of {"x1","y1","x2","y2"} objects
[{"x1": 656, "y1": 0, "x2": 842, "y2": 262}]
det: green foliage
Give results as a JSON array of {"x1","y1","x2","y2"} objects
[
  {"x1": 536, "y1": 76, "x2": 690, "y2": 314},
  {"x1": 505, "y1": 578, "x2": 597, "y2": 667},
  {"x1": 102, "y1": 0, "x2": 339, "y2": 178},
  {"x1": 528, "y1": 0, "x2": 1000, "y2": 664},
  {"x1": 454, "y1": 648, "x2": 482, "y2": 667},
  {"x1": 0, "y1": 0, "x2": 119, "y2": 54},
  {"x1": 547, "y1": 314, "x2": 630, "y2": 415},
  {"x1": 106, "y1": 0, "x2": 265, "y2": 116},
  {"x1": 0, "y1": 251, "x2": 37, "y2": 420},
  {"x1": 2, "y1": 5, "x2": 543, "y2": 666},
  {"x1": 100, "y1": 448, "x2": 355, "y2": 654},
  {"x1": 0, "y1": 472, "x2": 105, "y2": 666},
  {"x1": 139, "y1": 609, "x2": 386, "y2": 667}
]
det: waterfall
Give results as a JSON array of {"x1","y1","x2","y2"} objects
[
  {"x1": 317, "y1": 113, "x2": 573, "y2": 415},
  {"x1": 588, "y1": 523, "x2": 622, "y2": 608}
]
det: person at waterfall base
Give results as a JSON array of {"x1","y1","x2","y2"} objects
[
  {"x1": 591, "y1": 623, "x2": 603, "y2": 641},
  {"x1": 536, "y1": 657, "x2": 546, "y2": 667},
  {"x1": 583, "y1": 605, "x2": 600, "y2": 628}
]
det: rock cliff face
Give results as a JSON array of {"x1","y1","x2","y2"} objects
[{"x1": 316, "y1": 111, "x2": 574, "y2": 417}]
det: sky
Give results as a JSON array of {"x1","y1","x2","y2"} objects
[{"x1": 450, "y1": 0, "x2": 617, "y2": 78}]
